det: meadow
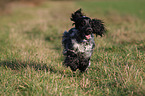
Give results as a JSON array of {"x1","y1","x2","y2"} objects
[{"x1": 0, "y1": 0, "x2": 145, "y2": 95}]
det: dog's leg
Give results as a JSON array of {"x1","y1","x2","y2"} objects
[
  {"x1": 78, "y1": 58, "x2": 90, "y2": 72},
  {"x1": 64, "y1": 55, "x2": 79, "y2": 71}
]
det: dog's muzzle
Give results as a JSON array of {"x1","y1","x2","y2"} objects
[{"x1": 85, "y1": 28, "x2": 93, "y2": 39}]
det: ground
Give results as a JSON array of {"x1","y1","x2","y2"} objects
[{"x1": 0, "y1": 0, "x2": 145, "y2": 95}]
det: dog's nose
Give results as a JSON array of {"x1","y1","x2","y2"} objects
[{"x1": 86, "y1": 28, "x2": 93, "y2": 35}]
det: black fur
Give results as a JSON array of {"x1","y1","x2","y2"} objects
[{"x1": 62, "y1": 8, "x2": 106, "y2": 72}]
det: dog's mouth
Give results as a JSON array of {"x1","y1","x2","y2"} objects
[
  {"x1": 85, "y1": 34, "x2": 91, "y2": 39},
  {"x1": 84, "y1": 28, "x2": 92, "y2": 39}
]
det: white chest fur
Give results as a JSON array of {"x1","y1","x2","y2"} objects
[{"x1": 71, "y1": 39, "x2": 93, "y2": 57}]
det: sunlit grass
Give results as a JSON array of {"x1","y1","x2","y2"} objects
[{"x1": 0, "y1": 1, "x2": 145, "y2": 96}]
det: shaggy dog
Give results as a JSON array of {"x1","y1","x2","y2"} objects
[{"x1": 62, "y1": 9, "x2": 106, "y2": 72}]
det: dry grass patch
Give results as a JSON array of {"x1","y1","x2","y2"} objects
[
  {"x1": 1, "y1": 1, "x2": 145, "y2": 96},
  {"x1": 7, "y1": 1, "x2": 76, "y2": 63}
]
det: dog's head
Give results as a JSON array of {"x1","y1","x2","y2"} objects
[{"x1": 71, "y1": 8, "x2": 106, "y2": 39}]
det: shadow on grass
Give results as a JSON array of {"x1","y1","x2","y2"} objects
[
  {"x1": 0, "y1": 59, "x2": 87, "y2": 77},
  {"x1": 0, "y1": 60, "x2": 64, "y2": 74}
]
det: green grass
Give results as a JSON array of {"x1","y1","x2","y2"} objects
[
  {"x1": 78, "y1": 0, "x2": 145, "y2": 20},
  {"x1": 0, "y1": 1, "x2": 145, "y2": 96}
]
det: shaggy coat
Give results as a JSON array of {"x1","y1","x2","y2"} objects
[{"x1": 62, "y1": 9, "x2": 106, "y2": 72}]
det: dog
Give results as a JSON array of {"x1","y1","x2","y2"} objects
[{"x1": 62, "y1": 9, "x2": 106, "y2": 72}]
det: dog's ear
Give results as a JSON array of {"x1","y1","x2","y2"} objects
[
  {"x1": 71, "y1": 8, "x2": 84, "y2": 22},
  {"x1": 91, "y1": 19, "x2": 106, "y2": 37}
]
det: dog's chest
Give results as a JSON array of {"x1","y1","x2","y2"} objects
[{"x1": 71, "y1": 39, "x2": 93, "y2": 54}]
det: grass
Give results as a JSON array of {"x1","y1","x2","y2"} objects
[
  {"x1": 78, "y1": 0, "x2": 145, "y2": 20},
  {"x1": 0, "y1": 0, "x2": 145, "y2": 95}
]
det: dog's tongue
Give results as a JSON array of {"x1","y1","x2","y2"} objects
[{"x1": 85, "y1": 35, "x2": 91, "y2": 39}]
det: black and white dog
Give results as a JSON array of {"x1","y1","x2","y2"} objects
[{"x1": 62, "y1": 9, "x2": 106, "y2": 72}]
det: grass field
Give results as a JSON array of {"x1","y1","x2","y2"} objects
[{"x1": 0, "y1": 0, "x2": 145, "y2": 95}]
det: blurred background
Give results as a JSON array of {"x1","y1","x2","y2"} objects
[{"x1": 0, "y1": 0, "x2": 45, "y2": 13}]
